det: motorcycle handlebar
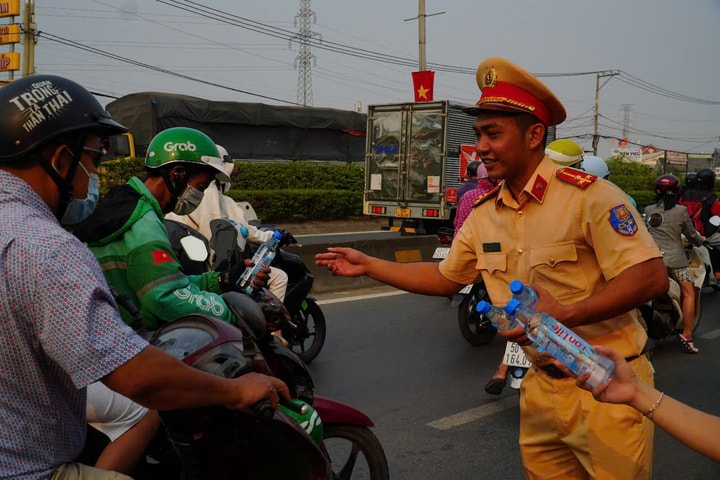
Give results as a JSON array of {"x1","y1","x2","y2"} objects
[{"x1": 252, "y1": 397, "x2": 309, "y2": 420}]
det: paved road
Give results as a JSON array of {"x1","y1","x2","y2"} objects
[{"x1": 309, "y1": 287, "x2": 720, "y2": 479}]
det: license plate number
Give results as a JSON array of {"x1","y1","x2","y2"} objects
[
  {"x1": 503, "y1": 342, "x2": 532, "y2": 368},
  {"x1": 432, "y1": 247, "x2": 450, "y2": 259},
  {"x1": 396, "y1": 208, "x2": 411, "y2": 218}
]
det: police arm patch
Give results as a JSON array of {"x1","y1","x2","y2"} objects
[{"x1": 608, "y1": 204, "x2": 638, "y2": 237}]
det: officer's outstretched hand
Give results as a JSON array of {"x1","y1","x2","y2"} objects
[{"x1": 315, "y1": 247, "x2": 368, "y2": 277}]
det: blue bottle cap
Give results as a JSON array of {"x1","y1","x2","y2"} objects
[
  {"x1": 272, "y1": 231, "x2": 283, "y2": 240},
  {"x1": 504, "y1": 298, "x2": 521, "y2": 315},
  {"x1": 476, "y1": 300, "x2": 492, "y2": 314},
  {"x1": 509, "y1": 279, "x2": 524, "y2": 294}
]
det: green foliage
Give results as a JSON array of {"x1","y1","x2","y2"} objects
[
  {"x1": 98, "y1": 157, "x2": 145, "y2": 194},
  {"x1": 230, "y1": 162, "x2": 364, "y2": 191},
  {"x1": 226, "y1": 189, "x2": 362, "y2": 223}
]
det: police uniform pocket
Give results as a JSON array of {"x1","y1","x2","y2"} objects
[
  {"x1": 475, "y1": 252, "x2": 507, "y2": 274},
  {"x1": 528, "y1": 241, "x2": 587, "y2": 300}
]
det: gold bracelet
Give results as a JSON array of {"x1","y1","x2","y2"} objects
[{"x1": 645, "y1": 391, "x2": 665, "y2": 420}]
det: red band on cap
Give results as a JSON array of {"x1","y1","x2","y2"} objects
[{"x1": 477, "y1": 81, "x2": 550, "y2": 126}]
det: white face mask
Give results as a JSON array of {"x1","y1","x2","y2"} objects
[
  {"x1": 173, "y1": 184, "x2": 205, "y2": 215},
  {"x1": 60, "y1": 162, "x2": 100, "y2": 226}
]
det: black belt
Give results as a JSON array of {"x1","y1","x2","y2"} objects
[{"x1": 539, "y1": 354, "x2": 641, "y2": 379}]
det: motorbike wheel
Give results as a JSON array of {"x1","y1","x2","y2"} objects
[
  {"x1": 457, "y1": 284, "x2": 497, "y2": 346},
  {"x1": 287, "y1": 298, "x2": 327, "y2": 364},
  {"x1": 322, "y1": 424, "x2": 390, "y2": 480}
]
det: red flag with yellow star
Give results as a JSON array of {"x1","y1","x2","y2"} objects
[
  {"x1": 151, "y1": 250, "x2": 174, "y2": 264},
  {"x1": 412, "y1": 70, "x2": 435, "y2": 102}
]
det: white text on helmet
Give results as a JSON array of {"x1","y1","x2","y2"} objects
[{"x1": 164, "y1": 141, "x2": 197, "y2": 152}]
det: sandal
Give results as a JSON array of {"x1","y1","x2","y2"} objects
[
  {"x1": 678, "y1": 334, "x2": 700, "y2": 354},
  {"x1": 484, "y1": 377, "x2": 507, "y2": 395}
]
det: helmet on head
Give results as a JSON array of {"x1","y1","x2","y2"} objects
[
  {"x1": 545, "y1": 139, "x2": 584, "y2": 168},
  {"x1": 685, "y1": 172, "x2": 698, "y2": 189},
  {"x1": 581, "y1": 156, "x2": 610, "y2": 179},
  {"x1": 696, "y1": 168, "x2": 715, "y2": 191},
  {"x1": 145, "y1": 127, "x2": 230, "y2": 182},
  {"x1": 0, "y1": 74, "x2": 127, "y2": 162},
  {"x1": 654, "y1": 174, "x2": 680, "y2": 196},
  {"x1": 466, "y1": 160, "x2": 487, "y2": 179},
  {"x1": 216, "y1": 144, "x2": 234, "y2": 193}
]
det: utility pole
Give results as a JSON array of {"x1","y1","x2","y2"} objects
[
  {"x1": 621, "y1": 104, "x2": 631, "y2": 140},
  {"x1": 292, "y1": 0, "x2": 320, "y2": 107},
  {"x1": 404, "y1": 0, "x2": 444, "y2": 70},
  {"x1": 592, "y1": 70, "x2": 619, "y2": 155},
  {"x1": 21, "y1": 0, "x2": 36, "y2": 77}
]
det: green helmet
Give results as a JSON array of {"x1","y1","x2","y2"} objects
[
  {"x1": 145, "y1": 127, "x2": 230, "y2": 181},
  {"x1": 545, "y1": 139, "x2": 584, "y2": 167},
  {"x1": 278, "y1": 399, "x2": 324, "y2": 445}
]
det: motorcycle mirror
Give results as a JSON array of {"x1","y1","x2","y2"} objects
[
  {"x1": 179, "y1": 235, "x2": 209, "y2": 262},
  {"x1": 710, "y1": 216, "x2": 720, "y2": 227}
]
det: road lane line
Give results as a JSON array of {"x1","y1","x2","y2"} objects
[
  {"x1": 317, "y1": 290, "x2": 408, "y2": 305},
  {"x1": 699, "y1": 328, "x2": 720, "y2": 340},
  {"x1": 427, "y1": 396, "x2": 520, "y2": 431}
]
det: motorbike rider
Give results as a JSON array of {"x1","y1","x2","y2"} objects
[
  {"x1": 680, "y1": 168, "x2": 720, "y2": 279},
  {"x1": 645, "y1": 174, "x2": 704, "y2": 353},
  {"x1": 0, "y1": 75, "x2": 288, "y2": 480},
  {"x1": 166, "y1": 144, "x2": 292, "y2": 301},
  {"x1": 73, "y1": 128, "x2": 254, "y2": 330},
  {"x1": 457, "y1": 160, "x2": 486, "y2": 202}
]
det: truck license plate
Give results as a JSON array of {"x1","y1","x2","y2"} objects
[
  {"x1": 432, "y1": 247, "x2": 450, "y2": 259},
  {"x1": 396, "y1": 208, "x2": 411, "y2": 218},
  {"x1": 503, "y1": 342, "x2": 532, "y2": 368}
]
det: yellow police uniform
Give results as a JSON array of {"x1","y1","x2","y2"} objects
[
  {"x1": 441, "y1": 157, "x2": 659, "y2": 478},
  {"x1": 443, "y1": 57, "x2": 663, "y2": 479}
]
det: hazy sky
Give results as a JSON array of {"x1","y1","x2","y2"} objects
[{"x1": 13, "y1": 0, "x2": 720, "y2": 158}]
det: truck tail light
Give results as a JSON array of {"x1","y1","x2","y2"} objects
[
  {"x1": 423, "y1": 208, "x2": 440, "y2": 218},
  {"x1": 370, "y1": 206, "x2": 386, "y2": 215}
]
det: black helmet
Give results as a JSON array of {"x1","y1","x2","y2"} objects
[
  {"x1": 0, "y1": 75, "x2": 127, "y2": 162},
  {"x1": 654, "y1": 174, "x2": 680, "y2": 196},
  {"x1": 696, "y1": 168, "x2": 716, "y2": 191},
  {"x1": 685, "y1": 172, "x2": 698, "y2": 189}
]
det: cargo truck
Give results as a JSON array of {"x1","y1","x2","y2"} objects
[{"x1": 363, "y1": 100, "x2": 478, "y2": 235}]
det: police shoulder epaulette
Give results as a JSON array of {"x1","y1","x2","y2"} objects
[
  {"x1": 472, "y1": 184, "x2": 502, "y2": 208},
  {"x1": 555, "y1": 167, "x2": 597, "y2": 189}
]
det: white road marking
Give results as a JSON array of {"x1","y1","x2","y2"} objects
[
  {"x1": 316, "y1": 290, "x2": 408, "y2": 305},
  {"x1": 698, "y1": 328, "x2": 720, "y2": 340},
  {"x1": 427, "y1": 396, "x2": 519, "y2": 431}
]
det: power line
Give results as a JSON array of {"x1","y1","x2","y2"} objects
[{"x1": 36, "y1": 31, "x2": 300, "y2": 105}]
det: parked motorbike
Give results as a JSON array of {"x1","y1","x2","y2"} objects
[{"x1": 433, "y1": 227, "x2": 497, "y2": 346}]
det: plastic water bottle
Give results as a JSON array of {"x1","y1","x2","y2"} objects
[
  {"x1": 476, "y1": 300, "x2": 518, "y2": 331},
  {"x1": 509, "y1": 279, "x2": 538, "y2": 310},
  {"x1": 503, "y1": 299, "x2": 615, "y2": 389},
  {"x1": 235, "y1": 231, "x2": 283, "y2": 295}
]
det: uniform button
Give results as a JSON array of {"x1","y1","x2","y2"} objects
[
  {"x1": 518, "y1": 249, "x2": 524, "y2": 255},
  {"x1": 548, "y1": 257, "x2": 555, "y2": 266},
  {"x1": 517, "y1": 211, "x2": 524, "y2": 217}
]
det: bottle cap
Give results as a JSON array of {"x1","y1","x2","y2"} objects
[
  {"x1": 476, "y1": 300, "x2": 492, "y2": 314},
  {"x1": 509, "y1": 279, "x2": 524, "y2": 294},
  {"x1": 504, "y1": 298, "x2": 521, "y2": 315},
  {"x1": 272, "y1": 231, "x2": 283, "y2": 240}
]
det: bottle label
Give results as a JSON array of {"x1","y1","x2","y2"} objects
[{"x1": 548, "y1": 321, "x2": 591, "y2": 354}]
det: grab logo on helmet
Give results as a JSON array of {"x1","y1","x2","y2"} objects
[{"x1": 164, "y1": 141, "x2": 197, "y2": 152}]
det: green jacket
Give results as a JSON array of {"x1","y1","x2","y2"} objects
[{"x1": 74, "y1": 177, "x2": 234, "y2": 330}]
